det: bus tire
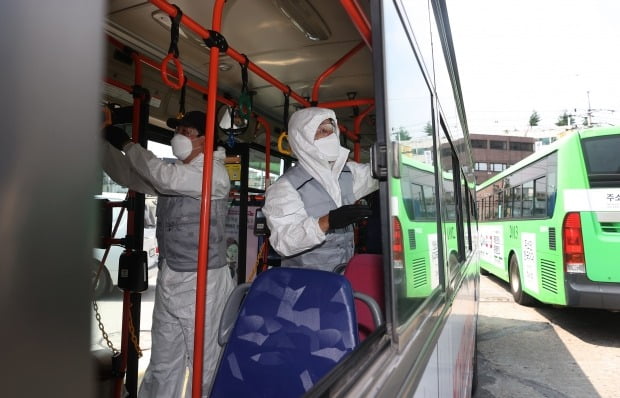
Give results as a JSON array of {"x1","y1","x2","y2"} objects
[
  {"x1": 92, "y1": 260, "x2": 112, "y2": 300},
  {"x1": 509, "y1": 255, "x2": 535, "y2": 306}
]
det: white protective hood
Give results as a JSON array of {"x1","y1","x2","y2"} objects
[{"x1": 287, "y1": 107, "x2": 350, "y2": 206}]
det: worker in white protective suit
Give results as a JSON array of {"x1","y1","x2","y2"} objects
[
  {"x1": 262, "y1": 107, "x2": 378, "y2": 271},
  {"x1": 101, "y1": 109, "x2": 234, "y2": 397}
]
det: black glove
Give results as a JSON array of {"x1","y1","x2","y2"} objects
[
  {"x1": 328, "y1": 204, "x2": 372, "y2": 230},
  {"x1": 103, "y1": 125, "x2": 130, "y2": 151}
]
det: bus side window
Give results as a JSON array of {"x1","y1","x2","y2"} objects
[
  {"x1": 522, "y1": 181, "x2": 534, "y2": 217},
  {"x1": 534, "y1": 177, "x2": 547, "y2": 216},
  {"x1": 512, "y1": 186, "x2": 522, "y2": 217}
]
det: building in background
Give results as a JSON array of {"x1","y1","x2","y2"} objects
[{"x1": 462, "y1": 134, "x2": 536, "y2": 184}]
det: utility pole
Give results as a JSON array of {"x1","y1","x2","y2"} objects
[{"x1": 586, "y1": 91, "x2": 592, "y2": 127}]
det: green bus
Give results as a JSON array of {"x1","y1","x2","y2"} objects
[
  {"x1": 476, "y1": 126, "x2": 620, "y2": 309},
  {"x1": 393, "y1": 151, "x2": 477, "y2": 315}
]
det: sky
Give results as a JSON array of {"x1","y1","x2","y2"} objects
[{"x1": 446, "y1": 0, "x2": 620, "y2": 134}]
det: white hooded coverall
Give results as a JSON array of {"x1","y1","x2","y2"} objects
[
  {"x1": 102, "y1": 140, "x2": 234, "y2": 398},
  {"x1": 262, "y1": 107, "x2": 378, "y2": 270}
]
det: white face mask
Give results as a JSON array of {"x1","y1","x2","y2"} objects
[
  {"x1": 171, "y1": 134, "x2": 193, "y2": 160},
  {"x1": 314, "y1": 133, "x2": 340, "y2": 162}
]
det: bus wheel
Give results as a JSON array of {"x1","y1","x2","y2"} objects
[
  {"x1": 509, "y1": 255, "x2": 535, "y2": 306},
  {"x1": 92, "y1": 260, "x2": 112, "y2": 300}
]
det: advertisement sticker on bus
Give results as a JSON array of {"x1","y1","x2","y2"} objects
[
  {"x1": 428, "y1": 234, "x2": 440, "y2": 289},
  {"x1": 479, "y1": 225, "x2": 504, "y2": 269},
  {"x1": 521, "y1": 232, "x2": 539, "y2": 294}
]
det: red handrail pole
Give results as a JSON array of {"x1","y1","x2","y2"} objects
[
  {"x1": 191, "y1": 0, "x2": 226, "y2": 396},
  {"x1": 226, "y1": 47, "x2": 311, "y2": 107},
  {"x1": 311, "y1": 41, "x2": 366, "y2": 103},
  {"x1": 113, "y1": 55, "x2": 145, "y2": 398},
  {"x1": 255, "y1": 115, "x2": 272, "y2": 185},
  {"x1": 352, "y1": 104, "x2": 375, "y2": 162},
  {"x1": 318, "y1": 98, "x2": 374, "y2": 109},
  {"x1": 339, "y1": 0, "x2": 372, "y2": 49},
  {"x1": 354, "y1": 105, "x2": 375, "y2": 135},
  {"x1": 104, "y1": 77, "x2": 133, "y2": 94},
  {"x1": 338, "y1": 124, "x2": 358, "y2": 144}
]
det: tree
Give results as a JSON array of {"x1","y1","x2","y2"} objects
[
  {"x1": 555, "y1": 110, "x2": 572, "y2": 126},
  {"x1": 528, "y1": 110, "x2": 540, "y2": 127},
  {"x1": 392, "y1": 126, "x2": 411, "y2": 141},
  {"x1": 423, "y1": 121, "x2": 433, "y2": 136}
]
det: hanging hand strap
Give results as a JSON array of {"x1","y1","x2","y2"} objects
[
  {"x1": 161, "y1": 5, "x2": 185, "y2": 90},
  {"x1": 177, "y1": 76, "x2": 188, "y2": 118},
  {"x1": 237, "y1": 55, "x2": 252, "y2": 119},
  {"x1": 277, "y1": 87, "x2": 292, "y2": 155},
  {"x1": 283, "y1": 86, "x2": 290, "y2": 129}
]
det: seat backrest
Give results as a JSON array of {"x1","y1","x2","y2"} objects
[
  {"x1": 344, "y1": 254, "x2": 384, "y2": 341},
  {"x1": 210, "y1": 267, "x2": 359, "y2": 398}
]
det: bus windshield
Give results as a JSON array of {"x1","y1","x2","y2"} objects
[{"x1": 581, "y1": 134, "x2": 620, "y2": 187}]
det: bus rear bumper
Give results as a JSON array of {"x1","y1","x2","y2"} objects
[{"x1": 565, "y1": 274, "x2": 620, "y2": 310}]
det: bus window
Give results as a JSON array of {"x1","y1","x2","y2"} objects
[
  {"x1": 504, "y1": 187, "x2": 513, "y2": 218},
  {"x1": 512, "y1": 185, "x2": 522, "y2": 217},
  {"x1": 497, "y1": 191, "x2": 505, "y2": 218},
  {"x1": 247, "y1": 147, "x2": 286, "y2": 190},
  {"x1": 462, "y1": 174, "x2": 472, "y2": 253},
  {"x1": 439, "y1": 131, "x2": 464, "y2": 279},
  {"x1": 534, "y1": 176, "x2": 547, "y2": 217},
  {"x1": 522, "y1": 180, "x2": 534, "y2": 217},
  {"x1": 383, "y1": 0, "x2": 437, "y2": 325},
  {"x1": 581, "y1": 134, "x2": 620, "y2": 187}
]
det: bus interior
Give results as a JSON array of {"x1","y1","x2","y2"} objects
[{"x1": 2, "y1": 1, "x2": 480, "y2": 397}]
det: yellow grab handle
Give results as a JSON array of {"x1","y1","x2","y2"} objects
[{"x1": 277, "y1": 131, "x2": 292, "y2": 155}]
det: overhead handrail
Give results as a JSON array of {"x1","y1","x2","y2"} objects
[
  {"x1": 311, "y1": 41, "x2": 366, "y2": 104},
  {"x1": 106, "y1": 37, "x2": 273, "y2": 163},
  {"x1": 150, "y1": 0, "x2": 311, "y2": 108},
  {"x1": 104, "y1": 77, "x2": 133, "y2": 94},
  {"x1": 339, "y1": 0, "x2": 372, "y2": 49}
]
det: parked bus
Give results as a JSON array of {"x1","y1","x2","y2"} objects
[
  {"x1": 476, "y1": 127, "x2": 620, "y2": 310},
  {"x1": 1, "y1": 1, "x2": 479, "y2": 397}
]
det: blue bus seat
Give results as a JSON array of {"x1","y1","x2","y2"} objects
[
  {"x1": 343, "y1": 254, "x2": 384, "y2": 341},
  {"x1": 210, "y1": 267, "x2": 360, "y2": 398}
]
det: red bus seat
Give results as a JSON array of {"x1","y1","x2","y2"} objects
[{"x1": 344, "y1": 254, "x2": 384, "y2": 341}]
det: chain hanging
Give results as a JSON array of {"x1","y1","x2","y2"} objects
[{"x1": 93, "y1": 300, "x2": 119, "y2": 354}]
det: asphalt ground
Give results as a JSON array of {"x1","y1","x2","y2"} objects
[{"x1": 474, "y1": 274, "x2": 620, "y2": 398}]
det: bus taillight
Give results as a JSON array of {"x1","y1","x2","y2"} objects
[
  {"x1": 563, "y1": 212, "x2": 586, "y2": 273},
  {"x1": 392, "y1": 216, "x2": 404, "y2": 269}
]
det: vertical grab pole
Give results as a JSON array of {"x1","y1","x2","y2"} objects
[
  {"x1": 352, "y1": 105, "x2": 375, "y2": 162},
  {"x1": 114, "y1": 56, "x2": 145, "y2": 398},
  {"x1": 192, "y1": 1, "x2": 226, "y2": 396},
  {"x1": 255, "y1": 115, "x2": 272, "y2": 187}
]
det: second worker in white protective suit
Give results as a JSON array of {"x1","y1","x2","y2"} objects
[
  {"x1": 263, "y1": 107, "x2": 379, "y2": 272},
  {"x1": 102, "y1": 110, "x2": 234, "y2": 397}
]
